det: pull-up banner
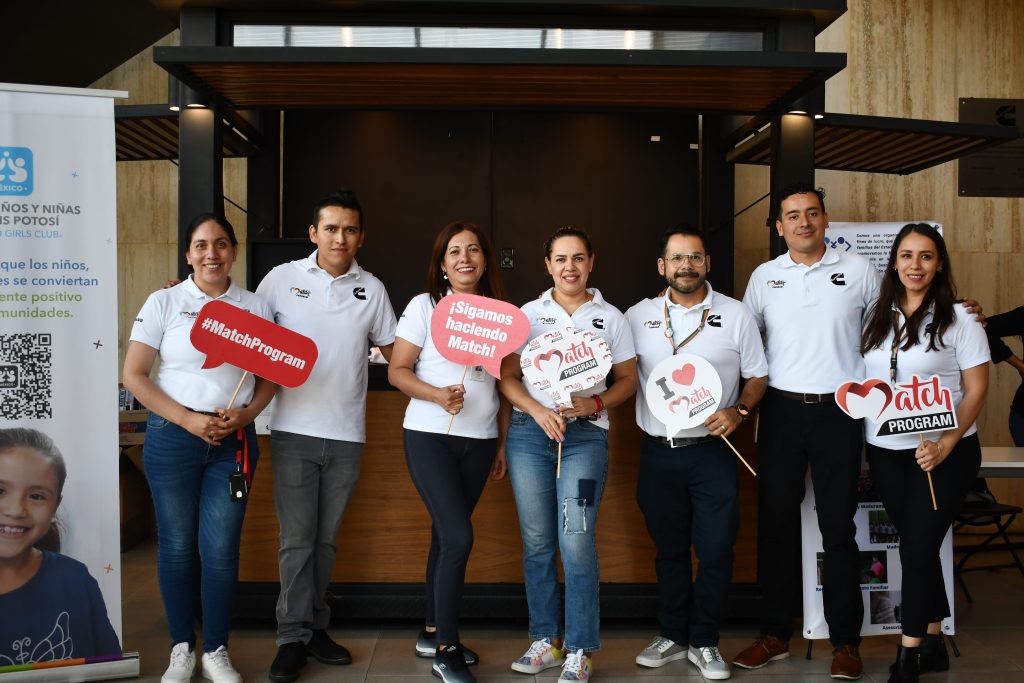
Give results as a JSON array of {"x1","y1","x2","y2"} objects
[{"x1": 0, "y1": 83, "x2": 133, "y2": 678}]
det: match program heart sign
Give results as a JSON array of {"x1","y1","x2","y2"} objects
[
  {"x1": 430, "y1": 293, "x2": 531, "y2": 378},
  {"x1": 835, "y1": 374, "x2": 958, "y2": 437},
  {"x1": 520, "y1": 326, "x2": 613, "y2": 408},
  {"x1": 191, "y1": 299, "x2": 318, "y2": 388},
  {"x1": 645, "y1": 354, "x2": 723, "y2": 434}
]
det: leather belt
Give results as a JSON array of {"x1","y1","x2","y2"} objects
[
  {"x1": 768, "y1": 386, "x2": 835, "y2": 404},
  {"x1": 186, "y1": 407, "x2": 220, "y2": 417},
  {"x1": 643, "y1": 432, "x2": 715, "y2": 449}
]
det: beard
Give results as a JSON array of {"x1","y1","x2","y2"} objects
[{"x1": 667, "y1": 270, "x2": 705, "y2": 295}]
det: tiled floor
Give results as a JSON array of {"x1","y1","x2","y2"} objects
[{"x1": 121, "y1": 539, "x2": 1024, "y2": 682}]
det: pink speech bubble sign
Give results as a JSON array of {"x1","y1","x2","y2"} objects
[
  {"x1": 190, "y1": 300, "x2": 318, "y2": 388},
  {"x1": 430, "y1": 292, "x2": 531, "y2": 378}
]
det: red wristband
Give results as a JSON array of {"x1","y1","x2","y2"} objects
[{"x1": 593, "y1": 394, "x2": 604, "y2": 414}]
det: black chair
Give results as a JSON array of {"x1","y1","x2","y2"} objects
[{"x1": 953, "y1": 479, "x2": 1024, "y2": 603}]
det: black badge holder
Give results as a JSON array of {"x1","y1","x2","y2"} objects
[{"x1": 229, "y1": 428, "x2": 250, "y2": 502}]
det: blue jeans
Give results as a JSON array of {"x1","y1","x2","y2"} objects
[
  {"x1": 142, "y1": 414, "x2": 259, "y2": 651},
  {"x1": 506, "y1": 411, "x2": 608, "y2": 652}
]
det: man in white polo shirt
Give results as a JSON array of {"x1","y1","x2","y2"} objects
[
  {"x1": 733, "y1": 184, "x2": 879, "y2": 680},
  {"x1": 627, "y1": 226, "x2": 767, "y2": 681},
  {"x1": 257, "y1": 190, "x2": 397, "y2": 683}
]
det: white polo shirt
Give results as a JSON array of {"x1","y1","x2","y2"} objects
[
  {"x1": 863, "y1": 303, "x2": 989, "y2": 450},
  {"x1": 627, "y1": 284, "x2": 768, "y2": 439},
  {"x1": 256, "y1": 252, "x2": 397, "y2": 442},
  {"x1": 395, "y1": 293, "x2": 499, "y2": 439},
  {"x1": 743, "y1": 248, "x2": 880, "y2": 393},
  {"x1": 515, "y1": 288, "x2": 636, "y2": 431},
  {"x1": 129, "y1": 276, "x2": 273, "y2": 412}
]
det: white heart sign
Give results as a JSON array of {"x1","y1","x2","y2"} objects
[{"x1": 520, "y1": 325, "x2": 613, "y2": 408}]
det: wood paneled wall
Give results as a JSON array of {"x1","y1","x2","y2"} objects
[
  {"x1": 735, "y1": 0, "x2": 1024, "y2": 521},
  {"x1": 238, "y1": 393, "x2": 761, "y2": 583}
]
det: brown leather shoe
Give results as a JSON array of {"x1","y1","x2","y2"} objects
[
  {"x1": 732, "y1": 635, "x2": 790, "y2": 669},
  {"x1": 830, "y1": 645, "x2": 863, "y2": 680}
]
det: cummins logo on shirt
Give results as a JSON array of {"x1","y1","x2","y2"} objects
[
  {"x1": 353, "y1": 287, "x2": 366, "y2": 300},
  {"x1": 707, "y1": 314, "x2": 722, "y2": 327},
  {"x1": 592, "y1": 318, "x2": 604, "y2": 329},
  {"x1": 830, "y1": 273, "x2": 847, "y2": 286}
]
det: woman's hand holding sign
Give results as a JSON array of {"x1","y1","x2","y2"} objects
[
  {"x1": 530, "y1": 406, "x2": 567, "y2": 442},
  {"x1": 915, "y1": 438, "x2": 949, "y2": 472},
  {"x1": 435, "y1": 383, "x2": 467, "y2": 415}
]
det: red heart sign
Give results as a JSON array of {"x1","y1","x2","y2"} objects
[
  {"x1": 835, "y1": 379, "x2": 893, "y2": 419},
  {"x1": 672, "y1": 363, "x2": 696, "y2": 386}
]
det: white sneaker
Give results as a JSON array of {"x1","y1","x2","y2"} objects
[
  {"x1": 510, "y1": 638, "x2": 565, "y2": 674},
  {"x1": 635, "y1": 636, "x2": 687, "y2": 667},
  {"x1": 201, "y1": 646, "x2": 242, "y2": 683},
  {"x1": 688, "y1": 645, "x2": 731, "y2": 680},
  {"x1": 161, "y1": 642, "x2": 195, "y2": 683},
  {"x1": 558, "y1": 649, "x2": 592, "y2": 682}
]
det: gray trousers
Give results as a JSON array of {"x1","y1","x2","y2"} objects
[{"x1": 271, "y1": 430, "x2": 363, "y2": 645}]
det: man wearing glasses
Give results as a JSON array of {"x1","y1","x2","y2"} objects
[{"x1": 626, "y1": 225, "x2": 768, "y2": 680}]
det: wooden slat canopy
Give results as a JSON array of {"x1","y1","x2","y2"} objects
[
  {"x1": 114, "y1": 104, "x2": 259, "y2": 161},
  {"x1": 153, "y1": 46, "x2": 845, "y2": 111},
  {"x1": 727, "y1": 112, "x2": 1021, "y2": 175}
]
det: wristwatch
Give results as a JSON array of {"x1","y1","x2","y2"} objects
[{"x1": 734, "y1": 403, "x2": 750, "y2": 421}]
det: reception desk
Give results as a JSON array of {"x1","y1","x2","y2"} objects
[{"x1": 235, "y1": 390, "x2": 761, "y2": 615}]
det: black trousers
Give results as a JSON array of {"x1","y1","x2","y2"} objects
[
  {"x1": 757, "y1": 391, "x2": 864, "y2": 647},
  {"x1": 866, "y1": 434, "x2": 980, "y2": 638},
  {"x1": 636, "y1": 435, "x2": 739, "y2": 647},
  {"x1": 403, "y1": 429, "x2": 496, "y2": 645}
]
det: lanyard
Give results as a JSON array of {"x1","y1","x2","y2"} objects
[
  {"x1": 664, "y1": 301, "x2": 709, "y2": 354},
  {"x1": 235, "y1": 429, "x2": 250, "y2": 485},
  {"x1": 889, "y1": 313, "x2": 908, "y2": 386}
]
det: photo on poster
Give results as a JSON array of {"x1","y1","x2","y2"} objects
[
  {"x1": 869, "y1": 510, "x2": 900, "y2": 544},
  {"x1": 0, "y1": 427, "x2": 121, "y2": 663},
  {"x1": 870, "y1": 590, "x2": 902, "y2": 625},
  {"x1": 861, "y1": 551, "x2": 888, "y2": 584}
]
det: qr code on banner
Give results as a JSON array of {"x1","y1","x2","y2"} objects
[{"x1": 0, "y1": 333, "x2": 53, "y2": 420}]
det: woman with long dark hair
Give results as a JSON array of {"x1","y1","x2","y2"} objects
[
  {"x1": 123, "y1": 213, "x2": 276, "y2": 683},
  {"x1": 860, "y1": 223, "x2": 989, "y2": 683},
  {"x1": 387, "y1": 221, "x2": 510, "y2": 683},
  {"x1": 499, "y1": 227, "x2": 637, "y2": 683}
]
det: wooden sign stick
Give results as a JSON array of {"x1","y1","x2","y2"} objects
[
  {"x1": 721, "y1": 435, "x2": 757, "y2": 477},
  {"x1": 556, "y1": 405, "x2": 564, "y2": 479},
  {"x1": 446, "y1": 365, "x2": 470, "y2": 434},
  {"x1": 226, "y1": 371, "x2": 248, "y2": 411},
  {"x1": 920, "y1": 433, "x2": 938, "y2": 511}
]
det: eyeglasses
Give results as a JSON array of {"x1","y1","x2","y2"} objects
[{"x1": 665, "y1": 252, "x2": 706, "y2": 267}]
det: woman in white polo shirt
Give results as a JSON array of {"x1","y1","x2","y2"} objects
[
  {"x1": 387, "y1": 221, "x2": 509, "y2": 683},
  {"x1": 123, "y1": 214, "x2": 276, "y2": 683},
  {"x1": 859, "y1": 223, "x2": 988, "y2": 683},
  {"x1": 499, "y1": 227, "x2": 637, "y2": 683}
]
